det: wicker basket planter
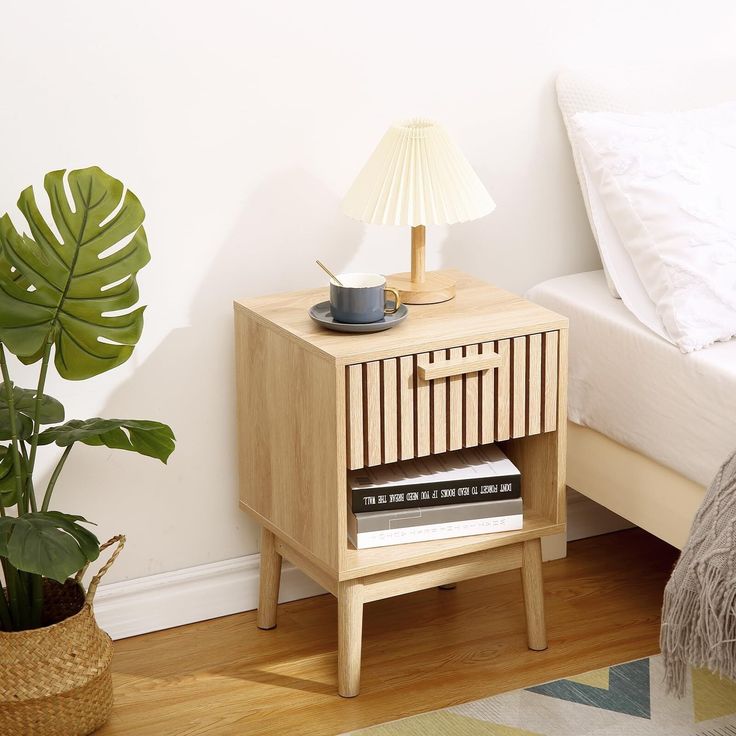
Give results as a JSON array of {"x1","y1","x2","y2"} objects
[{"x1": 0, "y1": 536, "x2": 124, "y2": 736}]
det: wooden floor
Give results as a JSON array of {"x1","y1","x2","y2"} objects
[{"x1": 99, "y1": 529, "x2": 677, "y2": 736}]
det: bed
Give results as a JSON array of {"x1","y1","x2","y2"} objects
[
  {"x1": 534, "y1": 64, "x2": 736, "y2": 550},
  {"x1": 528, "y1": 270, "x2": 736, "y2": 549}
]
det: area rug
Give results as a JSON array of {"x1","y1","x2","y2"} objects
[{"x1": 348, "y1": 655, "x2": 736, "y2": 735}]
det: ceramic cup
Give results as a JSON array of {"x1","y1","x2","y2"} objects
[{"x1": 329, "y1": 273, "x2": 401, "y2": 324}]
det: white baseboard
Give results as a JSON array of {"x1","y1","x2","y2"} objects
[
  {"x1": 93, "y1": 554, "x2": 326, "y2": 640},
  {"x1": 95, "y1": 492, "x2": 634, "y2": 640},
  {"x1": 541, "y1": 532, "x2": 567, "y2": 561},
  {"x1": 541, "y1": 489, "x2": 633, "y2": 563},
  {"x1": 566, "y1": 488, "x2": 633, "y2": 541}
]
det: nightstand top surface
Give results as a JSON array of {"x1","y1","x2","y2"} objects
[{"x1": 234, "y1": 270, "x2": 567, "y2": 364}]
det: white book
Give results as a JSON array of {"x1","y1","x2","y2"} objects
[{"x1": 348, "y1": 514, "x2": 524, "y2": 549}]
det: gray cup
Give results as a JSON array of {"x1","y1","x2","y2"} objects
[{"x1": 329, "y1": 273, "x2": 401, "y2": 324}]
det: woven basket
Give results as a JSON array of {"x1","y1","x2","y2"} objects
[{"x1": 0, "y1": 535, "x2": 125, "y2": 736}]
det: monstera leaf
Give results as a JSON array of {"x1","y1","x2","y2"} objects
[
  {"x1": 39, "y1": 418, "x2": 175, "y2": 463},
  {"x1": 0, "y1": 166, "x2": 150, "y2": 379},
  {"x1": 0, "y1": 382, "x2": 64, "y2": 440},
  {"x1": 0, "y1": 512, "x2": 100, "y2": 583}
]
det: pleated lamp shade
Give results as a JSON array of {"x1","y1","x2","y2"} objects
[{"x1": 342, "y1": 118, "x2": 495, "y2": 227}]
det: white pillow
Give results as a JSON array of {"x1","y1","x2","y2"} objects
[
  {"x1": 577, "y1": 155, "x2": 668, "y2": 342},
  {"x1": 557, "y1": 64, "x2": 736, "y2": 299},
  {"x1": 571, "y1": 102, "x2": 736, "y2": 353},
  {"x1": 556, "y1": 70, "x2": 633, "y2": 297}
]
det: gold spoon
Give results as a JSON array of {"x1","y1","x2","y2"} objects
[{"x1": 315, "y1": 260, "x2": 344, "y2": 286}]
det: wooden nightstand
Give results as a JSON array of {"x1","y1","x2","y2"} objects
[{"x1": 234, "y1": 270, "x2": 568, "y2": 697}]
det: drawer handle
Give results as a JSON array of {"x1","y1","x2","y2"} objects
[{"x1": 418, "y1": 352, "x2": 502, "y2": 381}]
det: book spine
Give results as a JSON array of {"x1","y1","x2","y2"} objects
[
  {"x1": 351, "y1": 474, "x2": 520, "y2": 513},
  {"x1": 349, "y1": 514, "x2": 524, "y2": 549}
]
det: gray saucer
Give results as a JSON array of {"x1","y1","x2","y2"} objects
[{"x1": 308, "y1": 301, "x2": 408, "y2": 333}]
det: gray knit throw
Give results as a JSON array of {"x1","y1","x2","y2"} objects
[{"x1": 661, "y1": 450, "x2": 736, "y2": 696}]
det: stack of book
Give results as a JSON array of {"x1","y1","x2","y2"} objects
[{"x1": 347, "y1": 445, "x2": 522, "y2": 549}]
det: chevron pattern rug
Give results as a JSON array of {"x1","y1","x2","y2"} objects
[{"x1": 348, "y1": 656, "x2": 736, "y2": 735}]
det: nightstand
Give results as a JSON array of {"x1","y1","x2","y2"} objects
[{"x1": 234, "y1": 270, "x2": 568, "y2": 697}]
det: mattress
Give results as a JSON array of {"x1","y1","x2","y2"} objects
[{"x1": 527, "y1": 270, "x2": 736, "y2": 487}]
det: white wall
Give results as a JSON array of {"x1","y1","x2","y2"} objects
[{"x1": 1, "y1": 0, "x2": 734, "y2": 584}]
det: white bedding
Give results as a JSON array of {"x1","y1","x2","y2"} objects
[{"x1": 527, "y1": 270, "x2": 736, "y2": 487}]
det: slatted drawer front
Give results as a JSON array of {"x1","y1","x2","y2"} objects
[{"x1": 346, "y1": 331, "x2": 559, "y2": 470}]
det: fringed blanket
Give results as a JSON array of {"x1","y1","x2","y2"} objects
[{"x1": 661, "y1": 450, "x2": 736, "y2": 696}]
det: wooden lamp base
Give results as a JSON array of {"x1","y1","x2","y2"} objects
[
  {"x1": 389, "y1": 225, "x2": 456, "y2": 305},
  {"x1": 387, "y1": 271, "x2": 456, "y2": 304}
]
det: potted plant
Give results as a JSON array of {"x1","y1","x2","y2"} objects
[{"x1": 0, "y1": 166, "x2": 175, "y2": 735}]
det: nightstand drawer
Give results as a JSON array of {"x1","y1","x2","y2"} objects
[{"x1": 346, "y1": 331, "x2": 560, "y2": 469}]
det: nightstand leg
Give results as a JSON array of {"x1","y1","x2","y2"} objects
[
  {"x1": 257, "y1": 528, "x2": 282, "y2": 630},
  {"x1": 337, "y1": 580, "x2": 364, "y2": 698},
  {"x1": 521, "y1": 538, "x2": 547, "y2": 650}
]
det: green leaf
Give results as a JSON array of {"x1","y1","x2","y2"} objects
[
  {"x1": 0, "y1": 512, "x2": 100, "y2": 583},
  {"x1": 0, "y1": 444, "x2": 27, "y2": 505},
  {"x1": 0, "y1": 166, "x2": 150, "y2": 380},
  {"x1": 39, "y1": 418, "x2": 175, "y2": 463},
  {"x1": 0, "y1": 381, "x2": 64, "y2": 440}
]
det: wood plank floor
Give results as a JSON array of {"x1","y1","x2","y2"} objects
[{"x1": 99, "y1": 529, "x2": 678, "y2": 736}]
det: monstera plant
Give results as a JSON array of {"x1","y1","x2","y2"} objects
[{"x1": 0, "y1": 166, "x2": 174, "y2": 632}]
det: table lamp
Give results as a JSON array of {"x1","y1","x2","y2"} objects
[{"x1": 342, "y1": 118, "x2": 495, "y2": 304}]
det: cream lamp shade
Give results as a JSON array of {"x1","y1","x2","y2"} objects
[{"x1": 342, "y1": 118, "x2": 495, "y2": 303}]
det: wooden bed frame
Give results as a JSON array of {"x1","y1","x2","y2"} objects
[{"x1": 567, "y1": 421, "x2": 704, "y2": 550}]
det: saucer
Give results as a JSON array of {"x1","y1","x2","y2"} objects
[{"x1": 308, "y1": 301, "x2": 408, "y2": 333}]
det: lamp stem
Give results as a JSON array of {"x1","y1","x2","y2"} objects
[{"x1": 411, "y1": 225, "x2": 426, "y2": 284}]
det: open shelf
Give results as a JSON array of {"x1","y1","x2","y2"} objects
[
  {"x1": 340, "y1": 430, "x2": 565, "y2": 580},
  {"x1": 340, "y1": 511, "x2": 562, "y2": 580}
]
